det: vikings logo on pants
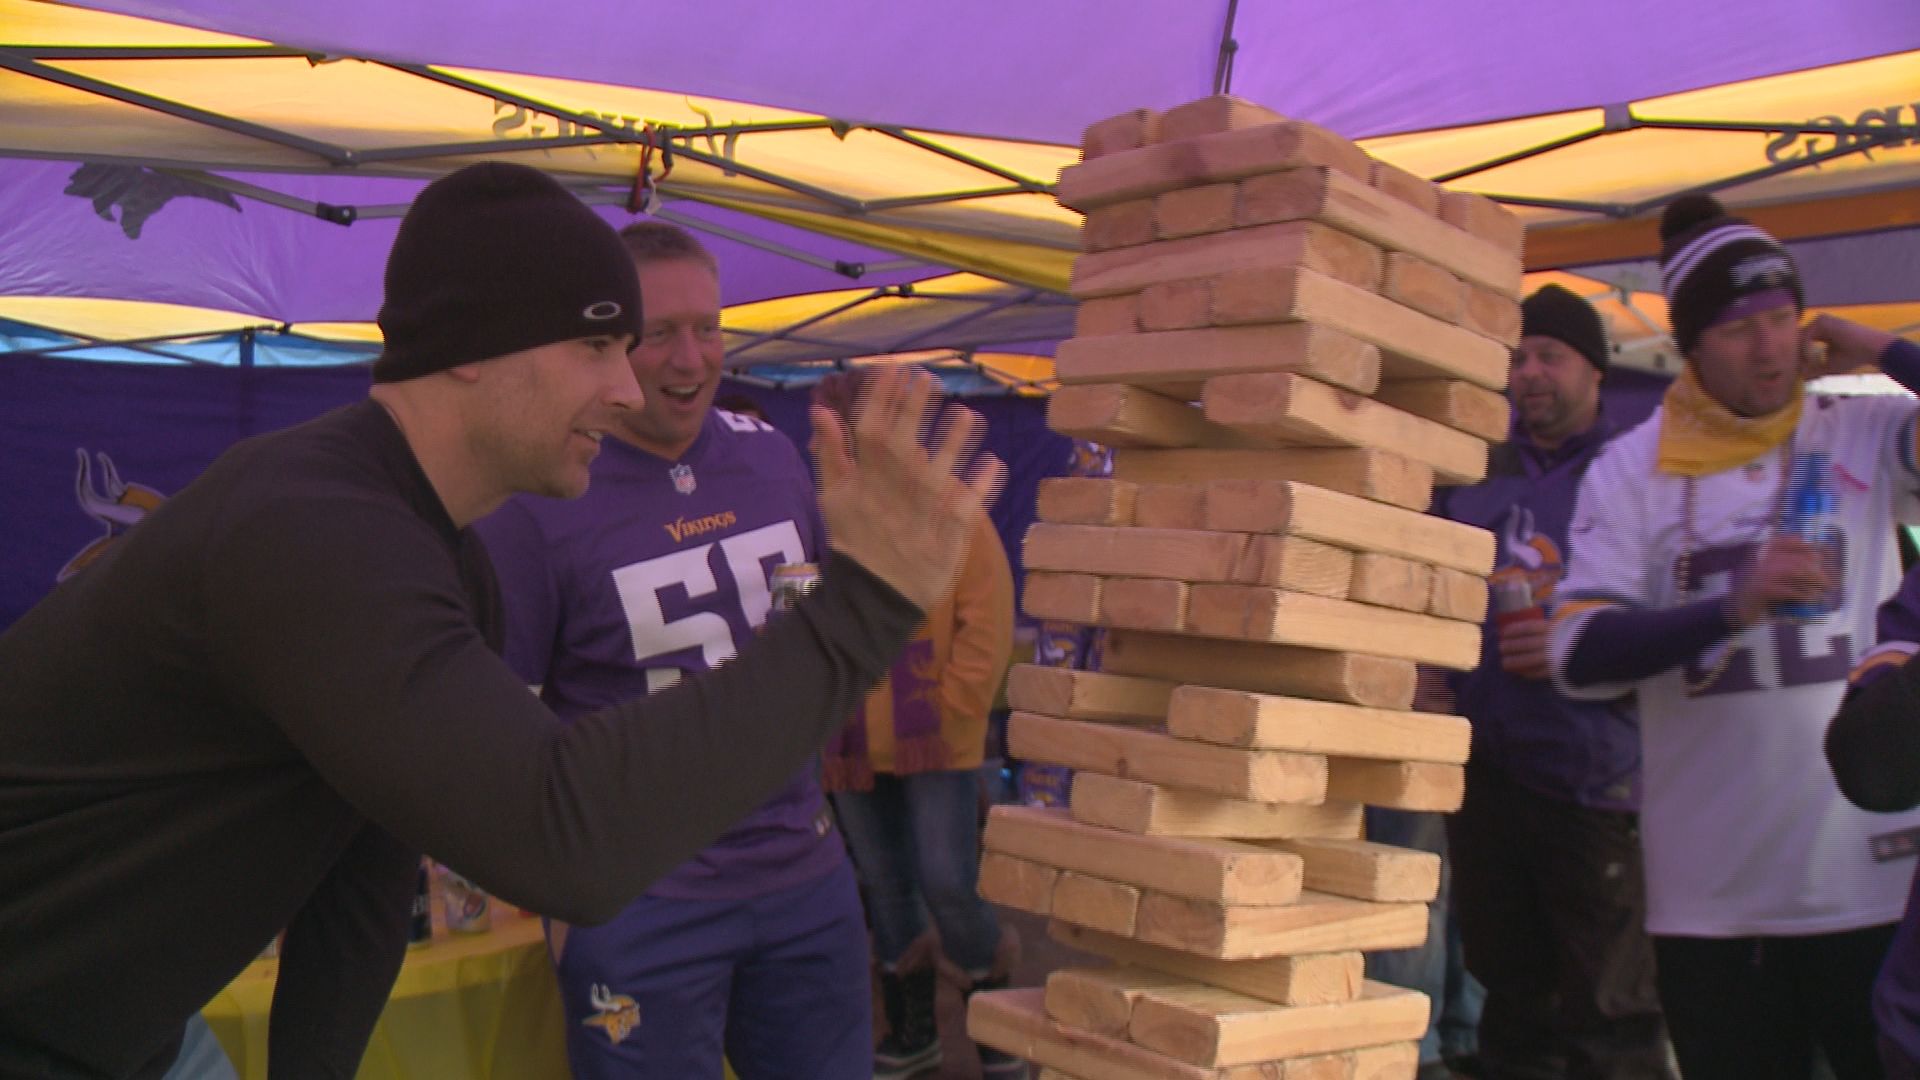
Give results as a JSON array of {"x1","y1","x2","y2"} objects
[{"x1": 582, "y1": 983, "x2": 641, "y2": 1045}]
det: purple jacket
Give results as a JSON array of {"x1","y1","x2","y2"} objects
[{"x1": 1438, "y1": 413, "x2": 1642, "y2": 810}]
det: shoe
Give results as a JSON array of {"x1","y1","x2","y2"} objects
[
  {"x1": 968, "y1": 973, "x2": 1028, "y2": 1079},
  {"x1": 874, "y1": 966, "x2": 940, "y2": 1079}
]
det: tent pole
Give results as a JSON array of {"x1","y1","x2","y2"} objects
[{"x1": 0, "y1": 52, "x2": 352, "y2": 165}]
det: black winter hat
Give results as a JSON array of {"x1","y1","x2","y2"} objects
[
  {"x1": 1521, "y1": 284, "x2": 1609, "y2": 371},
  {"x1": 1658, "y1": 194, "x2": 1803, "y2": 355},
  {"x1": 373, "y1": 163, "x2": 641, "y2": 383}
]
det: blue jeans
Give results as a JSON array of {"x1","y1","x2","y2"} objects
[
  {"x1": 1365, "y1": 807, "x2": 1484, "y2": 1065},
  {"x1": 831, "y1": 770, "x2": 1003, "y2": 975}
]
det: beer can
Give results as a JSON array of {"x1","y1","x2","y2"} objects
[
  {"x1": 441, "y1": 867, "x2": 492, "y2": 935},
  {"x1": 769, "y1": 562, "x2": 821, "y2": 614},
  {"x1": 408, "y1": 859, "x2": 433, "y2": 948},
  {"x1": 1490, "y1": 573, "x2": 1543, "y2": 629}
]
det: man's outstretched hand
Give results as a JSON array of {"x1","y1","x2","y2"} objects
[{"x1": 810, "y1": 367, "x2": 1006, "y2": 611}]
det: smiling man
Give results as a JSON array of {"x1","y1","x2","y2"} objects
[
  {"x1": 476, "y1": 222, "x2": 876, "y2": 1079},
  {"x1": 1414, "y1": 284, "x2": 1673, "y2": 1080},
  {"x1": 0, "y1": 164, "x2": 1000, "y2": 1079},
  {"x1": 1549, "y1": 194, "x2": 1920, "y2": 1080}
]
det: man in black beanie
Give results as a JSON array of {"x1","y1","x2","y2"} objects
[
  {"x1": 1550, "y1": 194, "x2": 1920, "y2": 1079},
  {"x1": 1415, "y1": 283, "x2": 1673, "y2": 1079},
  {"x1": 0, "y1": 161, "x2": 1002, "y2": 1079}
]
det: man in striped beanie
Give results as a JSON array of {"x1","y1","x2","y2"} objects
[{"x1": 1548, "y1": 192, "x2": 1920, "y2": 1078}]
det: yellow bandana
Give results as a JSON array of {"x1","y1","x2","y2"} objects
[{"x1": 1655, "y1": 363, "x2": 1803, "y2": 476}]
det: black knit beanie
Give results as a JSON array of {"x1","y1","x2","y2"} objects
[
  {"x1": 373, "y1": 163, "x2": 641, "y2": 383},
  {"x1": 1658, "y1": 194, "x2": 1803, "y2": 355},
  {"x1": 1521, "y1": 284, "x2": 1609, "y2": 371}
]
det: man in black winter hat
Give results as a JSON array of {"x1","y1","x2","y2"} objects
[
  {"x1": 1550, "y1": 194, "x2": 1920, "y2": 1079},
  {"x1": 0, "y1": 161, "x2": 1002, "y2": 1079}
]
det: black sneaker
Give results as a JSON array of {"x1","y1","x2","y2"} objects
[{"x1": 875, "y1": 967, "x2": 940, "y2": 1079}]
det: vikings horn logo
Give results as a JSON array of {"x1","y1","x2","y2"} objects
[
  {"x1": 582, "y1": 983, "x2": 640, "y2": 1045},
  {"x1": 1498, "y1": 505, "x2": 1565, "y2": 602},
  {"x1": 58, "y1": 450, "x2": 167, "y2": 582}
]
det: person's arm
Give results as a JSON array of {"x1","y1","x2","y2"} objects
[
  {"x1": 1826, "y1": 567, "x2": 1920, "y2": 812},
  {"x1": 1560, "y1": 598, "x2": 1737, "y2": 686},
  {"x1": 938, "y1": 516, "x2": 1016, "y2": 727},
  {"x1": 1828, "y1": 653, "x2": 1920, "y2": 813},
  {"x1": 267, "y1": 826, "x2": 418, "y2": 1078},
  {"x1": 1547, "y1": 442, "x2": 1652, "y2": 700},
  {"x1": 208, "y1": 371, "x2": 996, "y2": 926}
]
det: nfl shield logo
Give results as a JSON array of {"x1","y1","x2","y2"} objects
[{"x1": 669, "y1": 463, "x2": 696, "y2": 495}]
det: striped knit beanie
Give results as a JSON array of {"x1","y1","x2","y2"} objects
[{"x1": 1658, "y1": 194, "x2": 1802, "y2": 355}]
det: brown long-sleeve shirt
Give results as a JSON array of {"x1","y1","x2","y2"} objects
[{"x1": 0, "y1": 401, "x2": 918, "y2": 1078}]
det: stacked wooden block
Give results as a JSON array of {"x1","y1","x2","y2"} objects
[{"x1": 966, "y1": 95, "x2": 1522, "y2": 1079}]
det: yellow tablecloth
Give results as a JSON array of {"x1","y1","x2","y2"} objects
[{"x1": 202, "y1": 916, "x2": 568, "y2": 1079}]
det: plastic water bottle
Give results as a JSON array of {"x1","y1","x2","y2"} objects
[{"x1": 1774, "y1": 449, "x2": 1842, "y2": 622}]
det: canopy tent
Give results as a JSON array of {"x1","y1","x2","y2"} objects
[{"x1": 2, "y1": 0, "x2": 1917, "y2": 381}]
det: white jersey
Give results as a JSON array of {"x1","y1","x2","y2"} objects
[{"x1": 1551, "y1": 391, "x2": 1920, "y2": 936}]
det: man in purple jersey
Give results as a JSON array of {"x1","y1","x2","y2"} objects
[{"x1": 477, "y1": 223, "x2": 870, "y2": 1078}]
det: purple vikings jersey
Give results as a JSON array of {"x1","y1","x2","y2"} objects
[{"x1": 476, "y1": 408, "x2": 839, "y2": 900}]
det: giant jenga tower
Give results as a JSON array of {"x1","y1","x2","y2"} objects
[{"x1": 966, "y1": 95, "x2": 1522, "y2": 1079}]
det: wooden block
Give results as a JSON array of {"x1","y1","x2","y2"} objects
[
  {"x1": 1237, "y1": 535, "x2": 1354, "y2": 597},
  {"x1": 1133, "y1": 484, "x2": 1208, "y2": 530},
  {"x1": 1201, "y1": 372, "x2": 1488, "y2": 485},
  {"x1": 1023, "y1": 571, "x2": 1102, "y2": 624},
  {"x1": 1074, "y1": 293, "x2": 1141, "y2": 337},
  {"x1": 1135, "y1": 890, "x2": 1430, "y2": 960},
  {"x1": 1082, "y1": 199, "x2": 1160, "y2": 251},
  {"x1": 1048, "y1": 383, "x2": 1255, "y2": 450},
  {"x1": 1026, "y1": 523, "x2": 1247, "y2": 582},
  {"x1": 1207, "y1": 265, "x2": 1508, "y2": 390},
  {"x1": 1353, "y1": 1043, "x2": 1423, "y2": 1080},
  {"x1": 1157, "y1": 182, "x2": 1240, "y2": 240},
  {"x1": 1069, "y1": 221, "x2": 1383, "y2": 299},
  {"x1": 1235, "y1": 167, "x2": 1522, "y2": 297},
  {"x1": 1050, "y1": 922, "x2": 1365, "y2": 1008},
  {"x1": 1368, "y1": 159, "x2": 1440, "y2": 216},
  {"x1": 1056, "y1": 325, "x2": 1381, "y2": 399},
  {"x1": 1056, "y1": 120, "x2": 1373, "y2": 212},
  {"x1": 1138, "y1": 277, "x2": 1217, "y2": 332},
  {"x1": 1052, "y1": 872, "x2": 1143, "y2": 937},
  {"x1": 1185, "y1": 584, "x2": 1482, "y2": 670},
  {"x1": 1046, "y1": 966, "x2": 1186, "y2": 1037},
  {"x1": 1102, "y1": 576, "x2": 1191, "y2": 632},
  {"x1": 1348, "y1": 552, "x2": 1433, "y2": 612},
  {"x1": 1204, "y1": 479, "x2": 1493, "y2": 574},
  {"x1": 1008, "y1": 712, "x2": 1329, "y2": 805},
  {"x1": 1130, "y1": 980, "x2": 1428, "y2": 1066},
  {"x1": 1429, "y1": 566, "x2": 1490, "y2": 623},
  {"x1": 1168, "y1": 687, "x2": 1472, "y2": 764},
  {"x1": 984, "y1": 805, "x2": 1304, "y2": 905},
  {"x1": 1037, "y1": 477, "x2": 1138, "y2": 527},
  {"x1": 1382, "y1": 253, "x2": 1467, "y2": 324},
  {"x1": 1373, "y1": 378, "x2": 1510, "y2": 444},
  {"x1": 1071, "y1": 772, "x2": 1365, "y2": 840},
  {"x1": 1081, "y1": 108, "x2": 1163, "y2": 160},
  {"x1": 1102, "y1": 630, "x2": 1417, "y2": 710},
  {"x1": 969, "y1": 988, "x2": 1232, "y2": 1080},
  {"x1": 1438, "y1": 189, "x2": 1525, "y2": 255},
  {"x1": 1262, "y1": 837, "x2": 1442, "y2": 903},
  {"x1": 1116, "y1": 450, "x2": 1432, "y2": 513},
  {"x1": 1462, "y1": 281, "x2": 1523, "y2": 345},
  {"x1": 1160, "y1": 95, "x2": 1288, "y2": 143},
  {"x1": 1333, "y1": 758, "x2": 1467, "y2": 812},
  {"x1": 980, "y1": 851, "x2": 1060, "y2": 914},
  {"x1": 1006, "y1": 664, "x2": 1173, "y2": 723}
]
